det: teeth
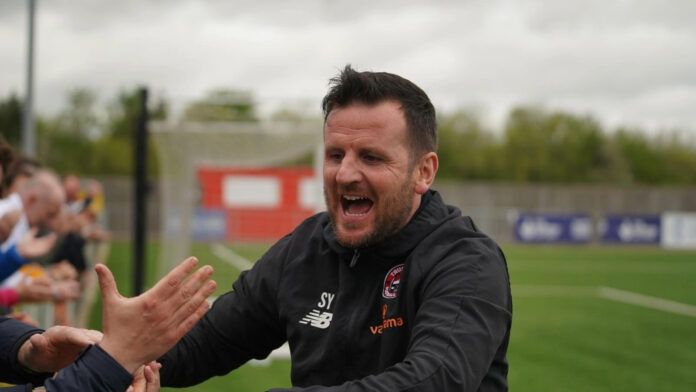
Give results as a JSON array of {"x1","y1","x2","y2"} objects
[
  {"x1": 345, "y1": 212, "x2": 368, "y2": 217},
  {"x1": 343, "y1": 195, "x2": 367, "y2": 201}
]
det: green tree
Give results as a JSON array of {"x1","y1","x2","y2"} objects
[
  {"x1": 183, "y1": 89, "x2": 257, "y2": 122},
  {"x1": 501, "y1": 107, "x2": 614, "y2": 182},
  {"x1": 612, "y1": 128, "x2": 663, "y2": 184},
  {"x1": 437, "y1": 111, "x2": 503, "y2": 180},
  {"x1": 59, "y1": 88, "x2": 99, "y2": 139},
  {"x1": 0, "y1": 93, "x2": 23, "y2": 147}
]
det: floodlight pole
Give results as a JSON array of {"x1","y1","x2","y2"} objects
[
  {"x1": 22, "y1": 0, "x2": 36, "y2": 156},
  {"x1": 133, "y1": 87, "x2": 149, "y2": 296}
]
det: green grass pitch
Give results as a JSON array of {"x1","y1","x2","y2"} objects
[{"x1": 89, "y1": 242, "x2": 696, "y2": 391}]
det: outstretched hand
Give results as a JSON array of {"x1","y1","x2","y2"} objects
[
  {"x1": 17, "y1": 326, "x2": 104, "y2": 373},
  {"x1": 15, "y1": 277, "x2": 53, "y2": 303},
  {"x1": 16, "y1": 228, "x2": 57, "y2": 259},
  {"x1": 96, "y1": 257, "x2": 216, "y2": 373}
]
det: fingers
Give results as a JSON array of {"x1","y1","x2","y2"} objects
[
  {"x1": 53, "y1": 280, "x2": 80, "y2": 301},
  {"x1": 166, "y1": 265, "x2": 214, "y2": 308},
  {"x1": 95, "y1": 264, "x2": 120, "y2": 305},
  {"x1": 37, "y1": 232, "x2": 58, "y2": 251},
  {"x1": 57, "y1": 326, "x2": 101, "y2": 347},
  {"x1": 174, "y1": 285, "x2": 215, "y2": 339},
  {"x1": 170, "y1": 277, "x2": 216, "y2": 324},
  {"x1": 150, "y1": 257, "x2": 198, "y2": 298},
  {"x1": 144, "y1": 361, "x2": 161, "y2": 391},
  {"x1": 23, "y1": 227, "x2": 39, "y2": 241},
  {"x1": 84, "y1": 329, "x2": 104, "y2": 344}
]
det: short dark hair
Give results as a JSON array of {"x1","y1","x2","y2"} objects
[
  {"x1": 2, "y1": 153, "x2": 41, "y2": 197},
  {"x1": 0, "y1": 135, "x2": 16, "y2": 194},
  {"x1": 321, "y1": 65, "x2": 437, "y2": 157}
]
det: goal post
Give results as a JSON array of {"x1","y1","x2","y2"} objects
[{"x1": 151, "y1": 120, "x2": 324, "y2": 278}]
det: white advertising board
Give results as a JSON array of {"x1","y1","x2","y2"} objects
[{"x1": 661, "y1": 212, "x2": 696, "y2": 249}]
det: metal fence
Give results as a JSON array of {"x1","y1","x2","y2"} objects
[{"x1": 98, "y1": 176, "x2": 695, "y2": 244}]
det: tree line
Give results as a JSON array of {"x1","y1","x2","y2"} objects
[
  {"x1": 1, "y1": 89, "x2": 695, "y2": 185},
  {"x1": 437, "y1": 108, "x2": 696, "y2": 184}
]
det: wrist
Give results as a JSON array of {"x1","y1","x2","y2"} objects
[
  {"x1": 17, "y1": 339, "x2": 40, "y2": 373},
  {"x1": 98, "y1": 340, "x2": 140, "y2": 374}
]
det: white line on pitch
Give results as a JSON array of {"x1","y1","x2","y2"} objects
[
  {"x1": 211, "y1": 243, "x2": 255, "y2": 271},
  {"x1": 598, "y1": 287, "x2": 696, "y2": 318},
  {"x1": 512, "y1": 285, "x2": 596, "y2": 296}
]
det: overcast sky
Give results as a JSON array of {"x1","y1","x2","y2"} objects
[{"x1": 1, "y1": 0, "x2": 695, "y2": 136}]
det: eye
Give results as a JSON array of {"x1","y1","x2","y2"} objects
[
  {"x1": 362, "y1": 154, "x2": 381, "y2": 163},
  {"x1": 326, "y1": 152, "x2": 343, "y2": 161}
]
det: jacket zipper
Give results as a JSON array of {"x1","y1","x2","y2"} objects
[{"x1": 349, "y1": 249, "x2": 360, "y2": 268}]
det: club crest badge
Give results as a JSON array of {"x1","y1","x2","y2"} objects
[{"x1": 382, "y1": 264, "x2": 404, "y2": 299}]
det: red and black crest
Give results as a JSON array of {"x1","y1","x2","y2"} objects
[{"x1": 382, "y1": 264, "x2": 404, "y2": 299}]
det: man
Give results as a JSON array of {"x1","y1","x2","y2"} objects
[
  {"x1": 160, "y1": 66, "x2": 512, "y2": 391},
  {"x1": 1, "y1": 257, "x2": 216, "y2": 391},
  {"x1": 0, "y1": 170, "x2": 62, "y2": 283}
]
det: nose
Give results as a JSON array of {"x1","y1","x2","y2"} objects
[{"x1": 335, "y1": 154, "x2": 361, "y2": 186}]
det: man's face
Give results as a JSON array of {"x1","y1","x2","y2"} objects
[
  {"x1": 323, "y1": 100, "x2": 420, "y2": 248},
  {"x1": 26, "y1": 193, "x2": 62, "y2": 227}
]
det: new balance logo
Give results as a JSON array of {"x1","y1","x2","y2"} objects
[
  {"x1": 299, "y1": 310, "x2": 333, "y2": 329},
  {"x1": 299, "y1": 291, "x2": 335, "y2": 329}
]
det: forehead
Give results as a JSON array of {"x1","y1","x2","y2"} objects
[{"x1": 324, "y1": 101, "x2": 408, "y2": 145}]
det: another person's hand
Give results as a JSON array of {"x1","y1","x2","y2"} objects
[
  {"x1": 17, "y1": 326, "x2": 103, "y2": 373},
  {"x1": 51, "y1": 279, "x2": 80, "y2": 301},
  {"x1": 49, "y1": 260, "x2": 78, "y2": 281},
  {"x1": 96, "y1": 257, "x2": 216, "y2": 373},
  {"x1": 16, "y1": 229, "x2": 57, "y2": 259},
  {"x1": 15, "y1": 277, "x2": 53, "y2": 303},
  {"x1": 127, "y1": 361, "x2": 161, "y2": 392}
]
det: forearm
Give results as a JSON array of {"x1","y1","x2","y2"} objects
[
  {"x1": 44, "y1": 345, "x2": 133, "y2": 392},
  {"x1": 160, "y1": 289, "x2": 285, "y2": 387},
  {"x1": 159, "y1": 305, "x2": 254, "y2": 386}
]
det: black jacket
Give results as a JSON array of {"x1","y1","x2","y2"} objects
[{"x1": 160, "y1": 190, "x2": 512, "y2": 391}]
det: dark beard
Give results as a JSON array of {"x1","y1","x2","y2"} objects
[{"x1": 325, "y1": 176, "x2": 415, "y2": 249}]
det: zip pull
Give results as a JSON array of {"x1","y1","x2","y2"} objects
[{"x1": 349, "y1": 249, "x2": 360, "y2": 268}]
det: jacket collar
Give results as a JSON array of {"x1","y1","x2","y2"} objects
[{"x1": 324, "y1": 190, "x2": 455, "y2": 264}]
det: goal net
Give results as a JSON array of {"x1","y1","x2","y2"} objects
[{"x1": 151, "y1": 120, "x2": 324, "y2": 278}]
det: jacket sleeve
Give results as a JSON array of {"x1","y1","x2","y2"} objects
[
  {"x1": 272, "y1": 244, "x2": 512, "y2": 392},
  {"x1": 0, "y1": 316, "x2": 53, "y2": 386},
  {"x1": 159, "y1": 236, "x2": 291, "y2": 387},
  {"x1": 0, "y1": 245, "x2": 27, "y2": 283},
  {"x1": 42, "y1": 345, "x2": 133, "y2": 392}
]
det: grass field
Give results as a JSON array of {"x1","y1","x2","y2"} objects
[{"x1": 90, "y1": 242, "x2": 696, "y2": 391}]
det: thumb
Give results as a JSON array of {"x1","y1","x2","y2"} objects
[
  {"x1": 95, "y1": 263, "x2": 120, "y2": 304},
  {"x1": 28, "y1": 333, "x2": 47, "y2": 352}
]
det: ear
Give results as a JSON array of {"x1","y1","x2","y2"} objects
[
  {"x1": 25, "y1": 192, "x2": 38, "y2": 208},
  {"x1": 413, "y1": 152, "x2": 438, "y2": 195}
]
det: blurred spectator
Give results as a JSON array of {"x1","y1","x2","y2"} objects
[
  {"x1": 0, "y1": 136, "x2": 14, "y2": 196},
  {"x1": 0, "y1": 171, "x2": 62, "y2": 253},
  {"x1": 1, "y1": 154, "x2": 42, "y2": 198}
]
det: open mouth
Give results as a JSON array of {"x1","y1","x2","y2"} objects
[{"x1": 341, "y1": 195, "x2": 374, "y2": 217}]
